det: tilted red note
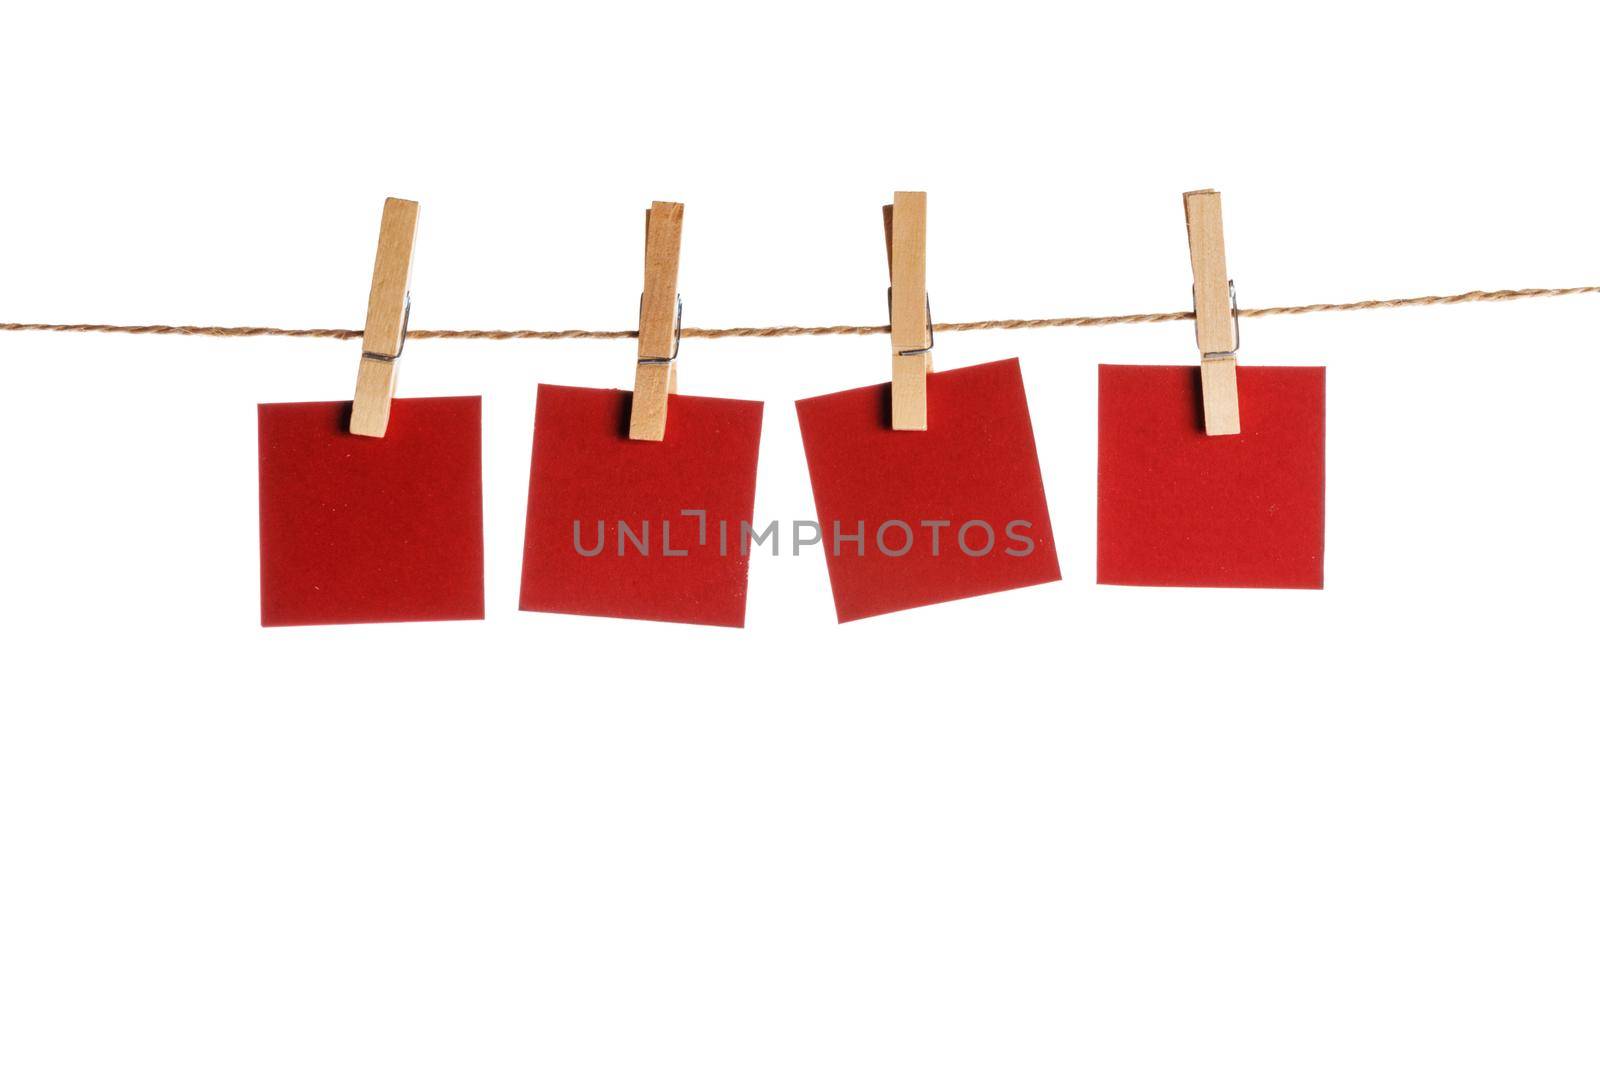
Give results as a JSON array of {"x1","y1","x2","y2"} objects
[
  {"x1": 519, "y1": 384, "x2": 764, "y2": 628},
  {"x1": 795, "y1": 358, "x2": 1061, "y2": 622}
]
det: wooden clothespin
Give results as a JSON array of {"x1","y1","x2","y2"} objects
[
  {"x1": 1183, "y1": 189, "x2": 1240, "y2": 436},
  {"x1": 628, "y1": 201, "x2": 684, "y2": 442},
  {"x1": 884, "y1": 191, "x2": 931, "y2": 431},
  {"x1": 350, "y1": 197, "x2": 420, "y2": 438}
]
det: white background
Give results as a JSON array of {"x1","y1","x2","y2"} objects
[{"x1": 2, "y1": 3, "x2": 1597, "y2": 1064}]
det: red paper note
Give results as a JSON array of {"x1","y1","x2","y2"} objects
[
  {"x1": 519, "y1": 384, "x2": 764, "y2": 627},
  {"x1": 1097, "y1": 364, "x2": 1325, "y2": 589},
  {"x1": 257, "y1": 397, "x2": 485, "y2": 627},
  {"x1": 795, "y1": 358, "x2": 1061, "y2": 622}
]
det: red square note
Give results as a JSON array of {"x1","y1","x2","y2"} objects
[
  {"x1": 1097, "y1": 364, "x2": 1325, "y2": 589},
  {"x1": 795, "y1": 358, "x2": 1061, "y2": 622},
  {"x1": 257, "y1": 397, "x2": 485, "y2": 627},
  {"x1": 519, "y1": 384, "x2": 764, "y2": 627}
]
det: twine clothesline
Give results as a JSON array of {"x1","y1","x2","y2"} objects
[{"x1": 0, "y1": 286, "x2": 1595, "y2": 343}]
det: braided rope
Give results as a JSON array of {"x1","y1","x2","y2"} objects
[{"x1": 1, "y1": 286, "x2": 1594, "y2": 344}]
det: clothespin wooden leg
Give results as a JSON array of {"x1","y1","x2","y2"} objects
[
  {"x1": 629, "y1": 201, "x2": 684, "y2": 442},
  {"x1": 1183, "y1": 189, "x2": 1240, "y2": 436},
  {"x1": 1199, "y1": 354, "x2": 1240, "y2": 435},
  {"x1": 350, "y1": 197, "x2": 420, "y2": 438},
  {"x1": 886, "y1": 191, "x2": 930, "y2": 431}
]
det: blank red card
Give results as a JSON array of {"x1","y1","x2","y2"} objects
[
  {"x1": 257, "y1": 397, "x2": 485, "y2": 627},
  {"x1": 795, "y1": 358, "x2": 1061, "y2": 622},
  {"x1": 519, "y1": 384, "x2": 764, "y2": 627},
  {"x1": 1098, "y1": 364, "x2": 1325, "y2": 589}
]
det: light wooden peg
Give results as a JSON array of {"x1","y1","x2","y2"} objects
[
  {"x1": 350, "y1": 197, "x2": 420, "y2": 438},
  {"x1": 629, "y1": 201, "x2": 684, "y2": 442},
  {"x1": 1183, "y1": 189, "x2": 1240, "y2": 436},
  {"x1": 886, "y1": 191, "x2": 930, "y2": 431}
]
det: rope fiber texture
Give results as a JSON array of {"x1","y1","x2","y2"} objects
[{"x1": 1, "y1": 286, "x2": 1594, "y2": 344}]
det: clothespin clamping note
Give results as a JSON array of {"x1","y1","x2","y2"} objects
[
  {"x1": 350, "y1": 197, "x2": 421, "y2": 438},
  {"x1": 884, "y1": 191, "x2": 931, "y2": 431},
  {"x1": 628, "y1": 201, "x2": 685, "y2": 441},
  {"x1": 1183, "y1": 189, "x2": 1241, "y2": 436}
]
